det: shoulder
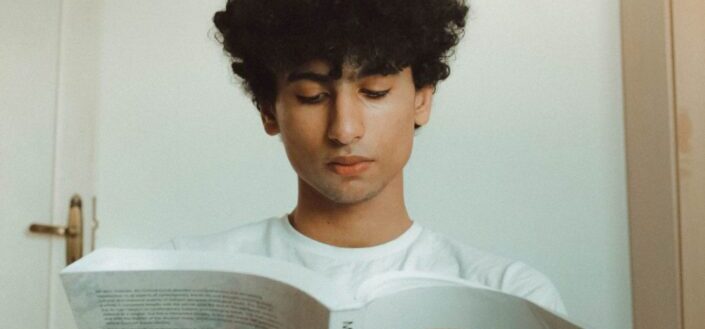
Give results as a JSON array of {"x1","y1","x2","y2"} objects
[
  {"x1": 492, "y1": 259, "x2": 568, "y2": 315},
  {"x1": 412, "y1": 227, "x2": 568, "y2": 315},
  {"x1": 156, "y1": 215, "x2": 281, "y2": 253}
]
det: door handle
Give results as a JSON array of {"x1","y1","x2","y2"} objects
[{"x1": 29, "y1": 194, "x2": 83, "y2": 265}]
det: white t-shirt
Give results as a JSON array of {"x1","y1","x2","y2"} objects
[{"x1": 161, "y1": 213, "x2": 567, "y2": 315}]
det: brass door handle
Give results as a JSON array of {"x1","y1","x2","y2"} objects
[{"x1": 29, "y1": 194, "x2": 83, "y2": 265}]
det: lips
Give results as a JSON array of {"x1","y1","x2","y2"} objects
[
  {"x1": 327, "y1": 155, "x2": 373, "y2": 176},
  {"x1": 328, "y1": 155, "x2": 373, "y2": 165}
]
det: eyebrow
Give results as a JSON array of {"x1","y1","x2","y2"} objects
[
  {"x1": 286, "y1": 66, "x2": 393, "y2": 84},
  {"x1": 287, "y1": 71, "x2": 332, "y2": 83}
]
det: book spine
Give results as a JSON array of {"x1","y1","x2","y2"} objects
[{"x1": 328, "y1": 307, "x2": 365, "y2": 329}]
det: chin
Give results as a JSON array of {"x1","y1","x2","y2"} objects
[
  {"x1": 327, "y1": 192, "x2": 378, "y2": 204},
  {"x1": 316, "y1": 181, "x2": 386, "y2": 205}
]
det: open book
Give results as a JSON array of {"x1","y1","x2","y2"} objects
[{"x1": 61, "y1": 248, "x2": 586, "y2": 329}]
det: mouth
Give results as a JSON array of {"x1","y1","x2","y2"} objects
[{"x1": 327, "y1": 155, "x2": 374, "y2": 176}]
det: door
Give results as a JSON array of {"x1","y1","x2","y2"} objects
[
  {"x1": 1, "y1": 1, "x2": 100, "y2": 328},
  {"x1": 1, "y1": 1, "x2": 62, "y2": 328}
]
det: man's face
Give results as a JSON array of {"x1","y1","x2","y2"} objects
[{"x1": 262, "y1": 59, "x2": 433, "y2": 204}]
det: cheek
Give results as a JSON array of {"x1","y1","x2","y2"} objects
[
  {"x1": 371, "y1": 100, "x2": 416, "y2": 166},
  {"x1": 280, "y1": 133, "x2": 318, "y2": 179},
  {"x1": 278, "y1": 115, "x2": 326, "y2": 171},
  {"x1": 276, "y1": 101, "x2": 324, "y2": 150},
  {"x1": 389, "y1": 117, "x2": 415, "y2": 163},
  {"x1": 281, "y1": 126, "x2": 316, "y2": 158}
]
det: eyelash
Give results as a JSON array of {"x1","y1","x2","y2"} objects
[
  {"x1": 363, "y1": 89, "x2": 390, "y2": 99},
  {"x1": 296, "y1": 89, "x2": 390, "y2": 104},
  {"x1": 297, "y1": 93, "x2": 328, "y2": 104}
]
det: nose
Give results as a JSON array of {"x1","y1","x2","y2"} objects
[{"x1": 327, "y1": 91, "x2": 365, "y2": 145}]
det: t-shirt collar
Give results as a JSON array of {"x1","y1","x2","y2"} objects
[{"x1": 278, "y1": 213, "x2": 423, "y2": 260}]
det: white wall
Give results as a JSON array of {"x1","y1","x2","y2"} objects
[
  {"x1": 408, "y1": 1, "x2": 631, "y2": 328},
  {"x1": 89, "y1": 1, "x2": 631, "y2": 328}
]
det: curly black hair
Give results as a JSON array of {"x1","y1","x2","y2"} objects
[{"x1": 213, "y1": 0, "x2": 469, "y2": 126}]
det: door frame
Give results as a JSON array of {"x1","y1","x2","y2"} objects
[{"x1": 621, "y1": 0, "x2": 705, "y2": 328}]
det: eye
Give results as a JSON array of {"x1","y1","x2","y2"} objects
[
  {"x1": 296, "y1": 93, "x2": 329, "y2": 104},
  {"x1": 361, "y1": 88, "x2": 390, "y2": 99}
]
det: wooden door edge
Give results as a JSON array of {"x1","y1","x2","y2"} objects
[{"x1": 621, "y1": 0, "x2": 683, "y2": 328}]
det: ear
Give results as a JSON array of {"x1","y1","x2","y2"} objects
[
  {"x1": 413, "y1": 85, "x2": 434, "y2": 127},
  {"x1": 260, "y1": 104, "x2": 280, "y2": 136}
]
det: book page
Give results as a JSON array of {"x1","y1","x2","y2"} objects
[
  {"x1": 328, "y1": 308, "x2": 366, "y2": 329},
  {"x1": 63, "y1": 249, "x2": 349, "y2": 305},
  {"x1": 356, "y1": 271, "x2": 579, "y2": 329},
  {"x1": 63, "y1": 270, "x2": 330, "y2": 329},
  {"x1": 61, "y1": 249, "x2": 353, "y2": 329},
  {"x1": 354, "y1": 270, "x2": 491, "y2": 303},
  {"x1": 362, "y1": 285, "x2": 585, "y2": 329}
]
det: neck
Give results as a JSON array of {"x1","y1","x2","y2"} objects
[{"x1": 289, "y1": 171, "x2": 412, "y2": 248}]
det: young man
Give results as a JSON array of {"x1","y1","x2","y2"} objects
[{"x1": 163, "y1": 0, "x2": 567, "y2": 315}]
